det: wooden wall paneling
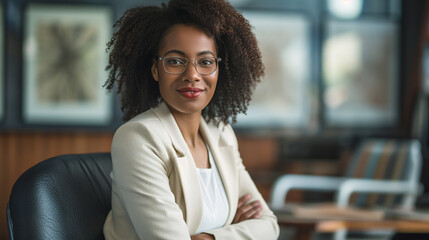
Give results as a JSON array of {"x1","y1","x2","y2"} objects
[
  {"x1": 75, "y1": 132, "x2": 91, "y2": 152},
  {"x1": 0, "y1": 135, "x2": 6, "y2": 193},
  {"x1": 0, "y1": 134, "x2": 10, "y2": 240},
  {"x1": 20, "y1": 133, "x2": 39, "y2": 172},
  {"x1": 237, "y1": 136, "x2": 278, "y2": 171},
  {"x1": 44, "y1": 133, "x2": 58, "y2": 157},
  {"x1": 236, "y1": 136, "x2": 280, "y2": 201}
]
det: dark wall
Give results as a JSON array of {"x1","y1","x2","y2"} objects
[{"x1": 1, "y1": 0, "x2": 403, "y2": 134}]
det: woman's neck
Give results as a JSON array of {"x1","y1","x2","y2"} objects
[{"x1": 171, "y1": 111, "x2": 202, "y2": 148}]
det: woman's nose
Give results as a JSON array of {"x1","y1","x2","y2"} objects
[{"x1": 182, "y1": 62, "x2": 201, "y2": 82}]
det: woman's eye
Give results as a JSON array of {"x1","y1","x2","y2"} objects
[
  {"x1": 166, "y1": 58, "x2": 185, "y2": 65},
  {"x1": 198, "y1": 58, "x2": 214, "y2": 66}
]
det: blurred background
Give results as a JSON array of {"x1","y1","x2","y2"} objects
[{"x1": 1, "y1": 0, "x2": 429, "y2": 239}]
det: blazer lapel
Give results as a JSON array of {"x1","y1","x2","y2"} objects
[
  {"x1": 151, "y1": 102, "x2": 203, "y2": 233},
  {"x1": 199, "y1": 120, "x2": 238, "y2": 224}
]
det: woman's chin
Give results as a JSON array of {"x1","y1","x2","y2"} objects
[{"x1": 165, "y1": 101, "x2": 209, "y2": 116}]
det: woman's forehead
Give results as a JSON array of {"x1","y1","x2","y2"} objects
[{"x1": 158, "y1": 24, "x2": 217, "y2": 56}]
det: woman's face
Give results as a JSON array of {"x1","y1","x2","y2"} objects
[{"x1": 152, "y1": 24, "x2": 219, "y2": 117}]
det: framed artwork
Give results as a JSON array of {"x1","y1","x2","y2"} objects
[
  {"x1": 235, "y1": 12, "x2": 311, "y2": 128},
  {"x1": 23, "y1": 5, "x2": 112, "y2": 125},
  {"x1": 322, "y1": 19, "x2": 399, "y2": 127},
  {"x1": 0, "y1": 4, "x2": 3, "y2": 120}
]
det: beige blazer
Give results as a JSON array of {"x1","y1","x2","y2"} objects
[{"x1": 103, "y1": 102, "x2": 279, "y2": 240}]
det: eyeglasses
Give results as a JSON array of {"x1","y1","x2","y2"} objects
[{"x1": 157, "y1": 56, "x2": 221, "y2": 75}]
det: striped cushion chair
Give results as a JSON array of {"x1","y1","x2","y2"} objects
[
  {"x1": 270, "y1": 138, "x2": 423, "y2": 210},
  {"x1": 343, "y1": 139, "x2": 421, "y2": 209}
]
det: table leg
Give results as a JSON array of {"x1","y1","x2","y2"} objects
[{"x1": 334, "y1": 229, "x2": 346, "y2": 240}]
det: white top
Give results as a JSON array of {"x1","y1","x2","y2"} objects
[{"x1": 196, "y1": 145, "x2": 230, "y2": 233}]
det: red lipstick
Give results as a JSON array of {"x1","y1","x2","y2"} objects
[{"x1": 177, "y1": 87, "x2": 204, "y2": 99}]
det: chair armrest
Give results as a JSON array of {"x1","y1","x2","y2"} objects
[
  {"x1": 336, "y1": 179, "x2": 422, "y2": 209},
  {"x1": 270, "y1": 174, "x2": 345, "y2": 209}
]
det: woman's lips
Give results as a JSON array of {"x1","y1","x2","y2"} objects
[{"x1": 177, "y1": 87, "x2": 204, "y2": 99}]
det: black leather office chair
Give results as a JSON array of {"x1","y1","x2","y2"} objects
[{"x1": 6, "y1": 153, "x2": 112, "y2": 240}]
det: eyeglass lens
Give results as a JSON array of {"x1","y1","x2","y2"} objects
[{"x1": 162, "y1": 56, "x2": 219, "y2": 75}]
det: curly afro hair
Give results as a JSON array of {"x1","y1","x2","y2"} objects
[{"x1": 104, "y1": 0, "x2": 264, "y2": 124}]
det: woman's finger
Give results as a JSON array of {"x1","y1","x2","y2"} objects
[
  {"x1": 233, "y1": 198, "x2": 262, "y2": 223},
  {"x1": 238, "y1": 201, "x2": 262, "y2": 222},
  {"x1": 233, "y1": 195, "x2": 252, "y2": 223},
  {"x1": 237, "y1": 194, "x2": 251, "y2": 208}
]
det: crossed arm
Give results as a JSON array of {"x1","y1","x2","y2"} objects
[{"x1": 191, "y1": 194, "x2": 263, "y2": 240}]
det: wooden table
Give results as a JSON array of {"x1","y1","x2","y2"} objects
[{"x1": 277, "y1": 214, "x2": 429, "y2": 240}]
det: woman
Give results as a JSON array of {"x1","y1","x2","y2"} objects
[{"x1": 103, "y1": 0, "x2": 279, "y2": 239}]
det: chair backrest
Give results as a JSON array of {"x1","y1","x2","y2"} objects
[
  {"x1": 6, "y1": 153, "x2": 112, "y2": 240},
  {"x1": 345, "y1": 139, "x2": 422, "y2": 207}
]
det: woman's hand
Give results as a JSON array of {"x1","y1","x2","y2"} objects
[
  {"x1": 191, "y1": 233, "x2": 215, "y2": 240},
  {"x1": 190, "y1": 195, "x2": 262, "y2": 239},
  {"x1": 232, "y1": 194, "x2": 262, "y2": 223}
]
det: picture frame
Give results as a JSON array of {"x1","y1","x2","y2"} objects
[
  {"x1": 322, "y1": 19, "x2": 399, "y2": 127},
  {"x1": 22, "y1": 4, "x2": 112, "y2": 125},
  {"x1": 235, "y1": 12, "x2": 311, "y2": 128},
  {"x1": 423, "y1": 43, "x2": 429, "y2": 94}
]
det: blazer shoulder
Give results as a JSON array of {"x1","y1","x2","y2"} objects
[
  {"x1": 112, "y1": 110, "x2": 172, "y2": 159},
  {"x1": 206, "y1": 120, "x2": 237, "y2": 147}
]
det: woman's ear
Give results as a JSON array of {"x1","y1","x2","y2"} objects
[{"x1": 151, "y1": 60, "x2": 159, "y2": 82}]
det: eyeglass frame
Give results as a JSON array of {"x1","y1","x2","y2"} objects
[{"x1": 156, "y1": 55, "x2": 222, "y2": 75}]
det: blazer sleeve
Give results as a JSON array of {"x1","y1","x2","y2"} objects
[
  {"x1": 111, "y1": 122, "x2": 191, "y2": 240},
  {"x1": 204, "y1": 125, "x2": 280, "y2": 240}
]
